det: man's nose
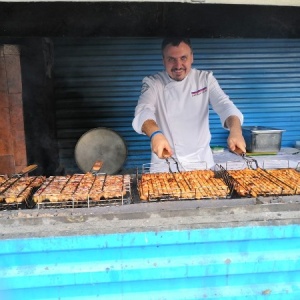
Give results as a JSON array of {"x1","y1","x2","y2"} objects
[{"x1": 174, "y1": 59, "x2": 181, "y2": 68}]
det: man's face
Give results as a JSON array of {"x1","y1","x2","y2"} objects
[{"x1": 162, "y1": 42, "x2": 193, "y2": 81}]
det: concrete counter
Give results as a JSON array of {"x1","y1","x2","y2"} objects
[{"x1": 0, "y1": 195, "x2": 299, "y2": 239}]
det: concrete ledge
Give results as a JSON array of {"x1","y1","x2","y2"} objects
[{"x1": 0, "y1": 198, "x2": 300, "y2": 239}]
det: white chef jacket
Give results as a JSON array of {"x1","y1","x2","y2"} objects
[{"x1": 132, "y1": 68, "x2": 243, "y2": 170}]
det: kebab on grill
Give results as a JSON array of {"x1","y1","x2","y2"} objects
[
  {"x1": 0, "y1": 176, "x2": 46, "y2": 203},
  {"x1": 33, "y1": 173, "x2": 130, "y2": 203},
  {"x1": 227, "y1": 168, "x2": 297, "y2": 197},
  {"x1": 138, "y1": 169, "x2": 229, "y2": 201}
]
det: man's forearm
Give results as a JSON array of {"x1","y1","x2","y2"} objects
[
  {"x1": 141, "y1": 119, "x2": 160, "y2": 136},
  {"x1": 225, "y1": 115, "x2": 242, "y2": 133},
  {"x1": 141, "y1": 119, "x2": 172, "y2": 158}
]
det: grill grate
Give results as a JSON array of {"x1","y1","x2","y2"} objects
[
  {"x1": 226, "y1": 165, "x2": 300, "y2": 198},
  {"x1": 35, "y1": 174, "x2": 132, "y2": 209},
  {"x1": 0, "y1": 176, "x2": 46, "y2": 210},
  {"x1": 137, "y1": 164, "x2": 234, "y2": 202}
]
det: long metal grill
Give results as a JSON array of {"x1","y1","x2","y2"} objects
[{"x1": 1, "y1": 160, "x2": 300, "y2": 208}]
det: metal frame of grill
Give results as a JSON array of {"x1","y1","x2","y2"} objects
[
  {"x1": 225, "y1": 160, "x2": 300, "y2": 198},
  {"x1": 137, "y1": 162, "x2": 236, "y2": 202},
  {"x1": 0, "y1": 176, "x2": 45, "y2": 210},
  {"x1": 137, "y1": 159, "x2": 300, "y2": 202},
  {"x1": 36, "y1": 194, "x2": 131, "y2": 209},
  {"x1": 35, "y1": 173, "x2": 132, "y2": 209}
]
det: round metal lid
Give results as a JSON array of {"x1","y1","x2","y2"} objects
[{"x1": 75, "y1": 127, "x2": 127, "y2": 174}]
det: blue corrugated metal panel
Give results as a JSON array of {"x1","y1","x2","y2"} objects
[
  {"x1": 0, "y1": 225, "x2": 300, "y2": 299},
  {"x1": 53, "y1": 38, "x2": 300, "y2": 172}
]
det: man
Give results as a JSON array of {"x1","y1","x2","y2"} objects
[{"x1": 132, "y1": 38, "x2": 246, "y2": 169}]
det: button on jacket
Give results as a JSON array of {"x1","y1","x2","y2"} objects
[{"x1": 132, "y1": 68, "x2": 244, "y2": 169}]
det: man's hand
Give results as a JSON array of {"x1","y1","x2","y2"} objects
[
  {"x1": 151, "y1": 133, "x2": 173, "y2": 159},
  {"x1": 227, "y1": 130, "x2": 246, "y2": 153},
  {"x1": 225, "y1": 116, "x2": 246, "y2": 153}
]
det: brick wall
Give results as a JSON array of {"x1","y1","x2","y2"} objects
[{"x1": 0, "y1": 45, "x2": 27, "y2": 176}]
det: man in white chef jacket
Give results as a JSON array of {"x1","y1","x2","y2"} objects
[{"x1": 132, "y1": 37, "x2": 246, "y2": 171}]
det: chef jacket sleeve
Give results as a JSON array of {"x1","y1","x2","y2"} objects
[
  {"x1": 132, "y1": 76, "x2": 158, "y2": 134},
  {"x1": 208, "y1": 72, "x2": 244, "y2": 128}
]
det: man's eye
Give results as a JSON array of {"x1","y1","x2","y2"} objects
[
  {"x1": 168, "y1": 58, "x2": 175, "y2": 63},
  {"x1": 181, "y1": 56, "x2": 187, "y2": 62}
]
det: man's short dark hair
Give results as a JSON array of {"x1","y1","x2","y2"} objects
[{"x1": 161, "y1": 38, "x2": 192, "y2": 52}]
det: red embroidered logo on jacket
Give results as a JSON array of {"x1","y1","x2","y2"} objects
[{"x1": 191, "y1": 87, "x2": 207, "y2": 97}]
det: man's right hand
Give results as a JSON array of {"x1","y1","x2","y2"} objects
[{"x1": 151, "y1": 133, "x2": 173, "y2": 159}]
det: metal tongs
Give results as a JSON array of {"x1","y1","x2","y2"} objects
[
  {"x1": 232, "y1": 147, "x2": 258, "y2": 169},
  {"x1": 162, "y1": 149, "x2": 181, "y2": 173}
]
